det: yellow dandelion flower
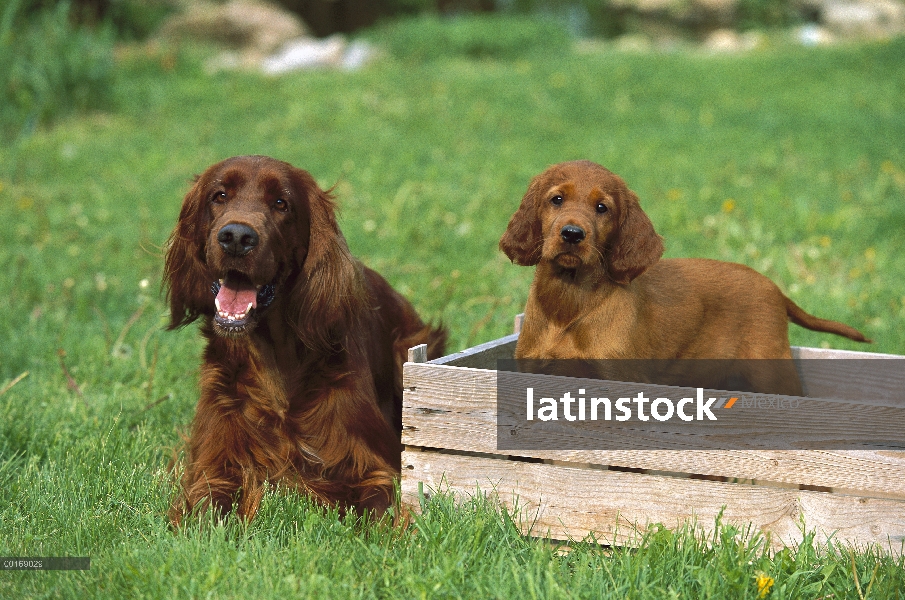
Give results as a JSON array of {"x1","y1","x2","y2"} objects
[
  {"x1": 819, "y1": 236, "x2": 831, "y2": 248},
  {"x1": 755, "y1": 572, "x2": 774, "y2": 598},
  {"x1": 722, "y1": 198, "x2": 736, "y2": 213},
  {"x1": 864, "y1": 247, "x2": 876, "y2": 261},
  {"x1": 667, "y1": 188, "x2": 682, "y2": 201}
]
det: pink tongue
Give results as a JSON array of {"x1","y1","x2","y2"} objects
[{"x1": 216, "y1": 283, "x2": 257, "y2": 314}]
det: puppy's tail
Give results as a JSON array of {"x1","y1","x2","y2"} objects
[{"x1": 784, "y1": 296, "x2": 872, "y2": 343}]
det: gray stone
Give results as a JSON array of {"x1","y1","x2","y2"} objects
[
  {"x1": 704, "y1": 28, "x2": 762, "y2": 51},
  {"x1": 159, "y1": 0, "x2": 308, "y2": 58},
  {"x1": 609, "y1": 0, "x2": 740, "y2": 28},
  {"x1": 820, "y1": 0, "x2": 905, "y2": 38}
]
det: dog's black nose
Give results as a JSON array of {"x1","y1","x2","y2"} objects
[
  {"x1": 560, "y1": 225, "x2": 585, "y2": 245},
  {"x1": 217, "y1": 223, "x2": 258, "y2": 256}
]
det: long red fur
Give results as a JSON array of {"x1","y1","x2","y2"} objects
[{"x1": 164, "y1": 156, "x2": 446, "y2": 523}]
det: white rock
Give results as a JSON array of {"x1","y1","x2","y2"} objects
[
  {"x1": 704, "y1": 28, "x2": 761, "y2": 51},
  {"x1": 821, "y1": 0, "x2": 905, "y2": 37},
  {"x1": 796, "y1": 23, "x2": 837, "y2": 44},
  {"x1": 341, "y1": 40, "x2": 377, "y2": 71},
  {"x1": 261, "y1": 35, "x2": 346, "y2": 74}
]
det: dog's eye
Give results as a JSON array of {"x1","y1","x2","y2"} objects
[
  {"x1": 550, "y1": 195, "x2": 564, "y2": 206},
  {"x1": 274, "y1": 198, "x2": 288, "y2": 212},
  {"x1": 596, "y1": 202, "x2": 608, "y2": 214},
  {"x1": 212, "y1": 191, "x2": 227, "y2": 204}
]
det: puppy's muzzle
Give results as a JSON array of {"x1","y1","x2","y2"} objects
[
  {"x1": 560, "y1": 225, "x2": 585, "y2": 245},
  {"x1": 217, "y1": 223, "x2": 259, "y2": 257}
]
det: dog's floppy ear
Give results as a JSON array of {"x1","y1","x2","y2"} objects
[
  {"x1": 287, "y1": 168, "x2": 366, "y2": 353},
  {"x1": 164, "y1": 175, "x2": 215, "y2": 329},
  {"x1": 499, "y1": 174, "x2": 546, "y2": 266},
  {"x1": 606, "y1": 186, "x2": 664, "y2": 285}
]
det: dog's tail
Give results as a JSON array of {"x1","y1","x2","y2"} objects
[
  {"x1": 784, "y1": 296, "x2": 872, "y2": 343},
  {"x1": 397, "y1": 322, "x2": 449, "y2": 363},
  {"x1": 392, "y1": 322, "x2": 449, "y2": 404},
  {"x1": 425, "y1": 323, "x2": 449, "y2": 360},
  {"x1": 393, "y1": 320, "x2": 448, "y2": 378}
]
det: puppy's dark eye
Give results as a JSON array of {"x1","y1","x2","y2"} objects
[
  {"x1": 274, "y1": 198, "x2": 288, "y2": 212},
  {"x1": 212, "y1": 191, "x2": 227, "y2": 204},
  {"x1": 551, "y1": 195, "x2": 564, "y2": 206},
  {"x1": 596, "y1": 202, "x2": 608, "y2": 214}
]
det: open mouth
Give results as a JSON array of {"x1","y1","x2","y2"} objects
[
  {"x1": 210, "y1": 271, "x2": 275, "y2": 333},
  {"x1": 554, "y1": 252, "x2": 582, "y2": 269}
]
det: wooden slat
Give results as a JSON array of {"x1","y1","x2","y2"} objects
[
  {"x1": 428, "y1": 337, "x2": 901, "y2": 369},
  {"x1": 407, "y1": 343, "x2": 427, "y2": 364},
  {"x1": 792, "y1": 353, "x2": 905, "y2": 402},
  {"x1": 401, "y1": 449, "x2": 905, "y2": 552},
  {"x1": 402, "y1": 362, "x2": 905, "y2": 497},
  {"x1": 430, "y1": 334, "x2": 518, "y2": 368},
  {"x1": 792, "y1": 347, "x2": 905, "y2": 360},
  {"x1": 513, "y1": 313, "x2": 525, "y2": 334}
]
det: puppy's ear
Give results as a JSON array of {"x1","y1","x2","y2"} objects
[
  {"x1": 164, "y1": 175, "x2": 215, "y2": 329},
  {"x1": 287, "y1": 169, "x2": 366, "y2": 352},
  {"x1": 499, "y1": 175, "x2": 545, "y2": 266},
  {"x1": 606, "y1": 187, "x2": 664, "y2": 285}
]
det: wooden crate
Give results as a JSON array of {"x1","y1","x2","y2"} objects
[{"x1": 401, "y1": 317, "x2": 905, "y2": 551}]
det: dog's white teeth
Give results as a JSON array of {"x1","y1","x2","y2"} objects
[
  {"x1": 219, "y1": 279, "x2": 224, "y2": 285},
  {"x1": 246, "y1": 302, "x2": 253, "y2": 313},
  {"x1": 215, "y1": 298, "x2": 222, "y2": 311},
  {"x1": 216, "y1": 309, "x2": 248, "y2": 323}
]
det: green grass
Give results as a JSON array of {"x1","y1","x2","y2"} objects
[
  {"x1": 1, "y1": 22, "x2": 904, "y2": 597},
  {"x1": 369, "y1": 13, "x2": 572, "y2": 61},
  {"x1": 0, "y1": 0, "x2": 115, "y2": 140}
]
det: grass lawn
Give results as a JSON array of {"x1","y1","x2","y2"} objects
[{"x1": 1, "y1": 22, "x2": 904, "y2": 597}]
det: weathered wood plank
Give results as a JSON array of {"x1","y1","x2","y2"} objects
[
  {"x1": 402, "y1": 363, "x2": 905, "y2": 497},
  {"x1": 513, "y1": 313, "x2": 525, "y2": 334},
  {"x1": 791, "y1": 347, "x2": 905, "y2": 360},
  {"x1": 408, "y1": 343, "x2": 427, "y2": 364},
  {"x1": 427, "y1": 340, "x2": 905, "y2": 398},
  {"x1": 401, "y1": 449, "x2": 905, "y2": 552},
  {"x1": 429, "y1": 334, "x2": 518, "y2": 368},
  {"x1": 792, "y1": 353, "x2": 905, "y2": 402}
]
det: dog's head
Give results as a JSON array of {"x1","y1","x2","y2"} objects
[
  {"x1": 164, "y1": 155, "x2": 362, "y2": 349},
  {"x1": 499, "y1": 160, "x2": 664, "y2": 284}
]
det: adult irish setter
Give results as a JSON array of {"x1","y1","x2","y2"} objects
[
  {"x1": 164, "y1": 155, "x2": 447, "y2": 523},
  {"x1": 500, "y1": 160, "x2": 870, "y2": 392}
]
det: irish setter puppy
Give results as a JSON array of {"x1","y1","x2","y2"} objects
[
  {"x1": 500, "y1": 160, "x2": 870, "y2": 392},
  {"x1": 164, "y1": 155, "x2": 446, "y2": 523}
]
